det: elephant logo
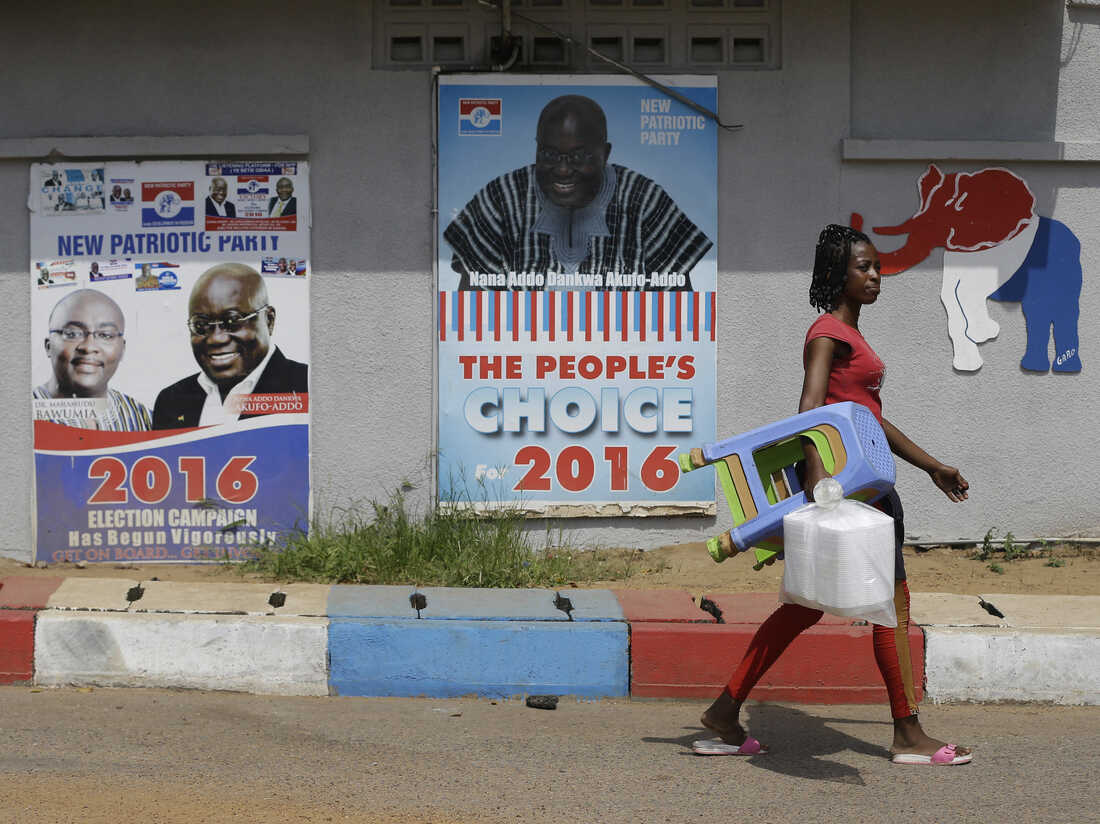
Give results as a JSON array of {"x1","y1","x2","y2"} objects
[{"x1": 853, "y1": 164, "x2": 1083, "y2": 373}]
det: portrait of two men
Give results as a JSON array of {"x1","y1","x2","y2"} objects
[{"x1": 33, "y1": 264, "x2": 308, "y2": 433}]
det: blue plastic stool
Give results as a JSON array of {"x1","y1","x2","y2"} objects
[{"x1": 679, "y1": 402, "x2": 896, "y2": 569}]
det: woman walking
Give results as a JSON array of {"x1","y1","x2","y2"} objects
[{"x1": 694, "y1": 224, "x2": 972, "y2": 766}]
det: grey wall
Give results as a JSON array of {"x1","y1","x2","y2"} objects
[
  {"x1": 851, "y1": 0, "x2": 1062, "y2": 141},
  {"x1": 0, "y1": 0, "x2": 1096, "y2": 563}
]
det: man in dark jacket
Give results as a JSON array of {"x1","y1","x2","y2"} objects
[
  {"x1": 153, "y1": 263, "x2": 307, "y2": 428},
  {"x1": 204, "y1": 177, "x2": 237, "y2": 217}
]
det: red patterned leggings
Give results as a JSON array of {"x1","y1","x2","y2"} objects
[{"x1": 725, "y1": 580, "x2": 918, "y2": 719}]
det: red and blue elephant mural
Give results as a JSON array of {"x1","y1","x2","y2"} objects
[{"x1": 853, "y1": 165, "x2": 1083, "y2": 373}]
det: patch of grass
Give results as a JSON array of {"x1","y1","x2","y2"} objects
[
  {"x1": 974, "y1": 528, "x2": 996, "y2": 561},
  {"x1": 988, "y1": 562, "x2": 1004, "y2": 574},
  {"x1": 239, "y1": 488, "x2": 634, "y2": 587},
  {"x1": 973, "y1": 528, "x2": 1025, "y2": 563},
  {"x1": 1045, "y1": 557, "x2": 1066, "y2": 568}
]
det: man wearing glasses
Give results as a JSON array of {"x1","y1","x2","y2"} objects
[
  {"x1": 151, "y1": 263, "x2": 308, "y2": 429},
  {"x1": 33, "y1": 289, "x2": 151, "y2": 430},
  {"x1": 443, "y1": 94, "x2": 711, "y2": 291},
  {"x1": 205, "y1": 177, "x2": 237, "y2": 218}
]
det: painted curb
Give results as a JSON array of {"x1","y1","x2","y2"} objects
[
  {"x1": 619, "y1": 591, "x2": 925, "y2": 702},
  {"x1": 3, "y1": 576, "x2": 1094, "y2": 704},
  {"x1": 0, "y1": 576, "x2": 64, "y2": 685},
  {"x1": 413, "y1": 587, "x2": 567, "y2": 621},
  {"x1": 924, "y1": 627, "x2": 1100, "y2": 705},
  {"x1": 0, "y1": 576, "x2": 65, "y2": 609},
  {"x1": 0, "y1": 612, "x2": 36, "y2": 683},
  {"x1": 328, "y1": 584, "x2": 418, "y2": 619},
  {"x1": 613, "y1": 589, "x2": 715, "y2": 623},
  {"x1": 47, "y1": 578, "x2": 139, "y2": 611},
  {"x1": 628, "y1": 622, "x2": 923, "y2": 702},
  {"x1": 329, "y1": 618, "x2": 629, "y2": 698},
  {"x1": 35, "y1": 610, "x2": 329, "y2": 696},
  {"x1": 556, "y1": 588, "x2": 624, "y2": 622}
]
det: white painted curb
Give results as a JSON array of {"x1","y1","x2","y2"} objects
[
  {"x1": 34, "y1": 611, "x2": 329, "y2": 696},
  {"x1": 924, "y1": 627, "x2": 1100, "y2": 705}
]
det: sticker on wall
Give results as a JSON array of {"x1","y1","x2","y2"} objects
[
  {"x1": 203, "y1": 162, "x2": 300, "y2": 232},
  {"x1": 89, "y1": 259, "x2": 133, "y2": 283},
  {"x1": 459, "y1": 98, "x2": 502, "y2": 136},
  {"x1": 854, "y1": 164, "x2": 1083, "y2": 373},
  {"x1": 135, "y1": 262, "x2": 181, "y2": 291},
  {"x1": 35, "y1": 260, "x2": 78, "y2": 289},
  {"x1": 261, "y1": 256, "x2": 308, "y2": 277},
  {"x1": 108, "y1": 177, "x2": 135, "y2": 210},
  {"x1": 37, "y1": 166, "x2": 106, "y2": 216}
]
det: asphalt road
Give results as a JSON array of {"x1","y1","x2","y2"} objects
[{"x1": 1, "y1": 687, "x2": 1096, "y2": 824}]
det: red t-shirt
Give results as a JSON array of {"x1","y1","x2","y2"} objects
[{"x1": 803, "y1": 314, "x2": 886, "y2": 422}]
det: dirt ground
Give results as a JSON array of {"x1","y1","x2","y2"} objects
[
  {"x1": 2, "y1": 541, "x2": 1097, "y2": 596},
  {"x1": 579, "y1": 541, "x2": 1100, "y2": 596}
]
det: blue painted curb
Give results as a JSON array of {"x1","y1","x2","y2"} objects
[
  {"x1": 329, "y1": 618, "x2": 629, "y2": 698},
  {"x1": 412, "y1": 586, "x2": 566, "y2": 621},
  {"x1": 327, "y1": 584, "x2": 418, "y2": 618}
]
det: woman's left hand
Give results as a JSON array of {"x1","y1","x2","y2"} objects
[{"x1": 930, "y1": 465, "x2": 969, "y2": 502}]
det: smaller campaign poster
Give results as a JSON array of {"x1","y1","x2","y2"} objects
[
  {"x1": 436, "y1": 75, "x2": 718, "y2": 516},
  {"x1": 89, "y1": 259, "x2": 133, "y2": 283},
  {"x1": 202, "y1": 161, "x2": 301, "y2": 232},
  {"x1": 35, "y1": 259, "x2": 79, "y2": 289},
  {"x1": 29, "y1": 160, "x2": 312, "y2": 563},
  {"x1": 37, "y1": 165, "x2": 105, "y2": 217},
  {"x1": 141, "y1": 181, "x2": 195, "y2": 228}
]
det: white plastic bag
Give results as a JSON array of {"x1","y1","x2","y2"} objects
[{"x1": 779, "y1": 479, "x2": 897, "y2": 627}]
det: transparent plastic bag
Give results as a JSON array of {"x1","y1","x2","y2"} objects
[{"x1": 779, "y1": 478, "x2": 897, "y2": 627}]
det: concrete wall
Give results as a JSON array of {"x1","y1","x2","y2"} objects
[{"x1": 0, "y1": 0, "x2": 1096, "y2": 562}]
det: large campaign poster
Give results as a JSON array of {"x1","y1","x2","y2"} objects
[
  {"x1": 437, "y1": 75, "x2": 717, "y2": 515},
  {"x1": 30, "y1": 160, "x2": 310, "y2": 563}
]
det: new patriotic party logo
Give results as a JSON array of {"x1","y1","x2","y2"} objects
[
  {"x1": 141, "y1": 181, "x2": 195, "y2": 228},
  {"x1": 237, "y1": 175, "x2": 269, "y2": 196},
  {"x1": 459, "y1": 98, "x2": 502, "y2": 136}
]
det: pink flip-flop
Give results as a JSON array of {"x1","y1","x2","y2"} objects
[
  {"x1": 891, "y1": 744, "x2": 972, "y2": 766},
  {"x1": 692, "y1": 736, "x2": 767, "y2": 756}
]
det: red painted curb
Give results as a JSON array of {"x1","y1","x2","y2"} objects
[
  {"x1": 629, "y1": 622, "x2": 925, "y2": 703},
  {"x1": 704, "y1": 593, "x2": 856, "y2": 626},
  {"x1": 0, "y1": 576, "x2": 64, "y2": 609},
  {"x1": 0, "y1": 611, "x2": 35, "y2": 684},
  {"x1": 613, "y1": 589, "x2": 715, "y2": 623},
  {"x1": 0, "y1": 577, "x2": 63, "y2": 686}
]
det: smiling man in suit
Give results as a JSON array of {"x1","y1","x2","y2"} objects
[
  {"x1": 205, "y1": 177, "x2": 237, "y2": 217},
  {"x1": 267, "y1": 177, "x2": 297, "y2": 217},
  {"x1": 152, "y1": 263, "x2": 307, "y2": 428}
]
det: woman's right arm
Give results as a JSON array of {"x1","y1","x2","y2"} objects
[{"x1": 798, "y1": 336, "x2": 838, "y2": 499}]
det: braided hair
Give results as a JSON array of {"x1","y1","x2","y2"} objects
[{"x1": 809, "y1": 224, "x2": 871, "y2": 312}]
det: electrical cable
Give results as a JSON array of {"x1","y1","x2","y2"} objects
[{"x1": 475, "y1": 0, "x2": 742, "y2": 131}]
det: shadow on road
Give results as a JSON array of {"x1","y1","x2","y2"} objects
[{"x1": 642, "y1": 704, "x2": 893, "y2": 786}]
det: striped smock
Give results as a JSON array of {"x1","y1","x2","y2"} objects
[
  {"x1": 33, "y1": 385, "x2": 153, "y2": 431},
  {"x1": 443, "y1": 164, "x2": 711, "y2": 291}
]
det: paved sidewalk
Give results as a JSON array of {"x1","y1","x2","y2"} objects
[{"x1": 1, "y1": 575, "x2": 1097, "y2": 704}]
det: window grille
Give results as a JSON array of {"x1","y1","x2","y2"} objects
[{"x1": 374, "y1": 0, "x2": 780, "y2": 69}]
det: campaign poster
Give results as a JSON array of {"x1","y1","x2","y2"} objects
[
  {"x1": 436, "y1": 75, "x2": 718, "y2": 515},
  {"x1": 29, "y1": 160, "x2": 311, "y2": 563},
  {"x1": 38, "y1": 165, "x2": 106, "y2": 216}
]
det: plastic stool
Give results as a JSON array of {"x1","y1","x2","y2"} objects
[{"x1": 679, "y1": 402, "x2": 896, "y2": 569}]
